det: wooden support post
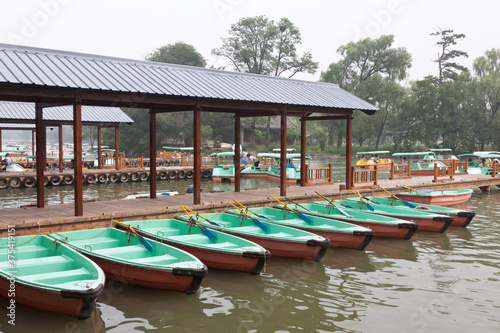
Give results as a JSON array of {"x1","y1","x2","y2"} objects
[
  {"x1": 304, "y1": 164, "x2": 309, "y2": 183},
  {"x1": 35, "y1": 103, "x2": 44, "y2": 208},
  {"x1": 280, "y1": 106, "x2": 287, "y2": 197},
  {"x1": 114, "y1": 126, "x2": 119, "y2": 170},
  {"x1": 58, "y1": 125, "x2": 63, "y2": 173},
  {"x1": 329, "y1": 163, "x2": 333, "y2": 183},
  {"x1": 73, "y1": 94, "x2": 83, "y2": 216},
  {"x1": 234, "y1": 113, "x2": 241, "y2": 193},
  {"x1": 193, "y1": 105, "x2": 202, "y2": 205},
  {"x1": 43, "y1": 125, "x2": 47, "y2": 171},
  {"x1": 300, "y1": 116, "x2": 307, "y2": 186},
  {"x1": 0, "y1": 129, "x2": 2, "y2": 152},
  {"x1": 374, "y1": 165, "x2": 378, "y2": 185},
  {"x1": 31, "y1": 130, "x2": 35, "y2": 156},
  {"x1": 149, "y1": 110, "x2": 157, "y2": 199},
  {"x1": 346, "y1": 112, "x2": 353, "y2": 189},
  {"x1": 97, "y1": 126, "x2": 102, "y2": 169}
]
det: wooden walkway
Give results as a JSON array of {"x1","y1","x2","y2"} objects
[{"x1": 1, "y1": 172, "x2": 499, "y2": 237}]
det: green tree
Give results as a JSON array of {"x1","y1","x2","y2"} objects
[
  {"x1": 431, "y1": 29, "x2": 468, "y2": 85},
  {"x1": 213, "y1": 15, "x2": 319, "y2": 148},
  {"x1": 321, "y1": 35, "x2": 411, "y2": 149},
  {"x1": 213, "y1": 16, "x2": 318, "y2": 78},
  {"x1": 472, "y1": 49, "x2": 500, "y2": 149},
  {"x1": 147, "y1": 42, "x2": 206, "y2": 67}
]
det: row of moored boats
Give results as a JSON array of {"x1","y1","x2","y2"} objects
[{"x1": 0, "y1": 188, "x2": 475, "y2": 319}]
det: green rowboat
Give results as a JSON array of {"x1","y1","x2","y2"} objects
[
  {"x1": 332, "y1": 199, "x2": 453, "y2": 233},
  {"x1": 115, "y1": 218, "x2": 270, "y2": 274},
  {"x1": 0, "y1": 234, "x2": 105, "y2": 319},
  {"x1": 225, "y1": 206, "x2": 374, "y2": 250},
  {"x1": 175, "y1": 213, "x2": 330, "y2": 261},
  {"x1": 343, "y1": 196, "x2": 475, "y2": 227},
  {"x1": 49, "y1": 228, "x2": 207, "y2": 293},
  {"x1": 274, "y1": 202, "x2": 418, "y2": 240}
]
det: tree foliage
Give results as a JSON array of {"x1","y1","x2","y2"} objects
[
  {"x1": 147, "y1": 42, "x2": 206, "y2": 67},
  {"x1": 212, "y1": 15, "x2": 319, "y2": 78},
  {"x1": 431, "y1": 29, "x2": 469, "y2": 85},
  {"x1": 321, "y1": 35, "x2": 412, "y2": 149}
]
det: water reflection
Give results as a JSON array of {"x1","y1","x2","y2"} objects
[{"x1": 1, "y1": 185, "x2": 500, "y2": 332}]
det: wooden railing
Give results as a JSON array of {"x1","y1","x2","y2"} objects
[
  {"x1": 304, "y1": 164, "x2": 334, "y2": 186},
  {"x1": 491, "y1": 161, "x2": 499, "y2": 177},
  {"x1": 433, "y1": 161, "x2": 455, "y2": 182},
  {"x1": 455, "y1": 161, "x2": 468, "y2": 174},
  {"x1": 390, "y1": 162, "x2": 411, "y2": 180},
  {"x1": 125, "y1": 157, "x2": 144, "y2": 169},
  {"x1": 351, "y1": 165, "x2": 378, "y2": 189}
]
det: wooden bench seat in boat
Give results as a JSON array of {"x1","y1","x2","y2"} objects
[{"x1": 22, "y1": 267, "x2": 92, "y2": 284}]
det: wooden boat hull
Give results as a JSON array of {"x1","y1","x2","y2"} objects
[
  {"x1": 121, "y1": 219, "x2": 271, "y2": 275},
  {"x1": 279, "y1": 203, "x2": 418, "y2": 240},
  {"x1": 344, "y1": 197, "x2": 475, "y2": 228},
  {"x1": 396, "y1": 189, "x2": 473, "y2": 206},
  {"x1": 83, "y1": 254, "x2": 205, "y2": 294},
  {"x1": 292, "y1": 227, "x2": 373, "y2": 250},
  {"x1": 176, "y1": 214, "x2": 330, "y2": 261},
  {"x1": 158, "y1": 242, "x2": 267, "y2": 274},
  {"x1": 0, "y1": 235, "x2": 105, "y2": 319},
  {"x1": 225, "y1": 207, "x2": 374, "y2": 250},
  {"x1": 0, "y1": 277, "x2": 102, "y2": 319},
  {"x1": 49, "y1": 228, "x2": 208, "y2": 294},
  {"x1": 224, "y1": 232, "x2": 326, "y2": 260}
]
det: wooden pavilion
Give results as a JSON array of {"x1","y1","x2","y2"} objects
[{"x1": 0, "y1": 43, "x2": 377, "y2": 217}]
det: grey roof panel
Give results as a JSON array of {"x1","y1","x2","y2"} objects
[
  {"x1": 0, "y1": 44, "x2": 378, "y2": 112},
  {"x1": 0, "y1": 101, "x2": 133, "y2": 124}
]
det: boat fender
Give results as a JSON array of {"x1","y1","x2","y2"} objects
[
  {"x1": 139, "y1": 172, "x2": 149, "y2": 181},
  {"x1": 119, "y1": 173, "x2": 130, "y2": 183},
  {"x1": 177, "y1": 170, "x2": 186, "y2": 179},
  {"x1": 130, "y1": 172, "x2": 139, "y2": 181},
  {"x1": 9, "y1": 176, "x2": 21, "y2": 188},
  {"x1": 159, "y1": 170, "x2": 168, "y2": 180},
  {"x1": 22, "y1": 176, "x2": 36, "y2": 188},
  {"x1": 168, "y1": 170, "x2": 177, "y2": 180},
  {"x1": 50, "y1": 175, "x2": 62, "y2": 186},
  {"x1": 44, "y1": 176, "x2": 49, "y2": 186},
  {"x1": 86, "y1": 174, "x2": 97, "y2": 184},
  {"x1": 97, "y1": 173, "x2": 107, "y2": 183},
  {"x1": 415, "y1": 205, "x2": 431, "y2": 210},
  {"x1": 108, "y1": 173, "x2": 118, "y2": 183},
  {"x1": 0, "y1": 177, "x2": 8, "y2": 189},
  {"x1": 306, "y1": 238, "x2": 330, "y2": 262},
  {"x1": 63, "y1": 174, "x2": 74, "y2": 185},
  {"x1": 203, "y1": 169, "x2": 211, "y2": 178},
  {"x1": 186, "y1": 170, "x2": 194, "y2": 179}
]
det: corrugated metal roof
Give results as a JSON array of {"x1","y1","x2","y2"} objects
[
  {"x1": 0, "y1": 101, "x2": 133, "y2": 124},
  {"x1": 0, "y1": 43, "x2": 378, "y2": 113}
]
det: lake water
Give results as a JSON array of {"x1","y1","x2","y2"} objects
[
  {"x1": 1, "y1": 187, "x2": 500, "y2": 332},
  {"x1": 0, "y1": 157, "x2": 390, "y2": 209}
]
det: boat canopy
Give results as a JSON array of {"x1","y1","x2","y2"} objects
[
  {"x1": 473, "y1": 151, "x2": 500, "y2": 155},
  {"x1": 100, "y1": 148, "x2": 116, "y2": 152},
  {"x1": 356, "y1": 150, "x2": 390, "y2": 155},
  {"x1": 457, "y1": 153, "x2": 500, "y2": 159},
  {"x1": 257, "y1": 153, "x2": 312, "y2": 160},
  {"x1": 162, "y1": 146, "x2": 194, "y2": 151},
  {"x1": 272, "y1": 148, "x2": 296, "y2": 153},
  {"x1": 210, "y1": 152, "x2": 234, "y2": 157},
  {"x1": 426, "y1": 148, "x2": 453, "y2": 152},
  {"x1": 392, "y1": 152, "x2": 435, "y2": 157}
]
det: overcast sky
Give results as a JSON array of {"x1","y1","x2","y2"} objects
[{"x1": 0, "y1": 0, "x2": 498, "y2": 83}]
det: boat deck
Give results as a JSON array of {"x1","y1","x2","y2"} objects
[{"x1": 1, "y1": 172, "x2": 499, "y2": 237}]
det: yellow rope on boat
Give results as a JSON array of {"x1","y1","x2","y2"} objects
[
  {"x1": 0, "y1": 234, "x2": 39, "y2": 248},
  {"x1": 53, "y1": 227, "x2": 110, "y2": 241}
]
